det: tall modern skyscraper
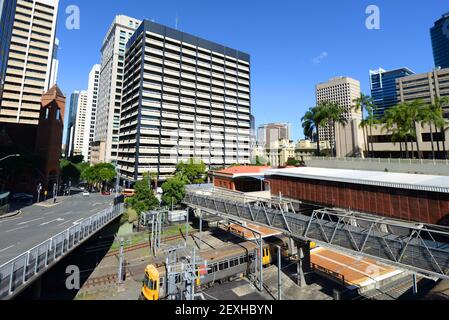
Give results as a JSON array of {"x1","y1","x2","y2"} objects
[
  {"x1": 118, "y1": 20, "x2": 251, "y2": 181},
  {"x1": 0, "y1": 0, "x2": 59, "y2": 125},
  {"x1": 0, "y1": 0, "x2": 17, "y2": 103},
  {"x1": 65, "y1": 90, "x2": 79, "y2": 157},
  {"x1": 92, "y1": 15, "x2": 141, "y2": 165},
  {"x1": 73, "y1": 90, "x2": 88, "y2": 156},
  {"x1": 257, "y1": 123, "x2": 291, "y2": 149},
  {"x1": 83, "y1": 64, "x2": 100, "y2": 162},
  {"x1": 431, "y1": 13, "x2": 449, "y2": 69},
  {"x1": 316, "y1": 77, "x2": 361, "y2": 145},
  {"x1": 369, "y1": 67, "x2": 415, "y2": 118},
  {"x1": 48, "y1": 37, "x2": 59, "y2": 87}
]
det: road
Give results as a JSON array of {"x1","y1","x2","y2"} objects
[{"x1": 0, "y1": 192, "x2": 115, "y2": 266}]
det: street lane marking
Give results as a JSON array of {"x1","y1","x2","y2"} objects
[
  {"x1": 40, "y1": 218, "x2": 64, "y2": 226},
  {"x1": 57, "y1": 219, "x2": 72, "y2": 227},
  {"x1": 0, "y1": 216, "x2": 23, "y2": 224},
  {"x1": 6, "y1": 226, "x2": 28, "y2": 233},
  {"x1": 17, "y1": 217, "x2": 46, "y2": 225},
  {"x1": 0, "y1": 245, "x2": 14, "y2": 253}
]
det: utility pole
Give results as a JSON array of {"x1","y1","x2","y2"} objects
[
  {"x1": 412, "y1": 274, "x2": 418, "y2": 294},
  {"x1": 185, "y1": 208, "x2": 189, "y2": 247},
  {"x1": 277, "y1": 245, "x2": 281, "y2": 300},
  {"x1": 118, "y1": 237, "x2": 124, "y2": 284},
  {"x1": 53, "y1": 183, "x2": 57, "y2": 203},
  {"x1": 36, "y1": 183, "x2": 42, "y2": 203},
  {"x1": 198, "y1": 209, "x2": 202, "y2": 250},
  {"x1": 115, "y1": 167, "x2": 120, "y2": 196}
]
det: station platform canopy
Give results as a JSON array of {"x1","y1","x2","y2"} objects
[
  {"x1": 226, "y1": 222, "x2": 283, "y2": 240},
  {"x1": 310, "y1": 247, "x2": 403, "y2": 289}
]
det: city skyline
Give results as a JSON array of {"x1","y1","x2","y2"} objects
[{"x1": 55, "y1": 0, "x2": 448, "y2": 142}]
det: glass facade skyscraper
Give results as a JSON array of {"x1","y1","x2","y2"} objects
[
  {"x1": 0, "y1": 0, "x2": 17, "y2": 103},
  {"x1": 431, "y1": 13, "x2": 449, "y2": 69},
  {"x1": 369, "y1": 67, "x2": 414, "y2": 119}
]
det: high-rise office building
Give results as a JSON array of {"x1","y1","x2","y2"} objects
[
  {"x1": 118, "y1": 20, "x2": 251, "y2": 181},
  {"x1": 73, "y1": 90, "x2": 88, "y2": 156},
  {"x1": 369, "y1": 67, "x2": 415, "y2": 118},
  {"x1": 0, "y1": 0, "x2": 17, "y2": 103},
  {"x1": 257, "y1": 123, "x2": 291, "y2": 149},
  {"x1": 431, "y1": 13, "x2": 449, "y2": 69},
  {"x1": 65, "y1": 90, "x2": 79, "y2": 157},
  {"x1": 48, "y1": 37, "x2": 59, "y2": 87},
  {"x1": 316, "y1": 77, "x2": 361, "y2": 144},
  {"x1": 396, "y1": 68, "x2": 449, "y2": 116},
  {"x1": 0, "y1": 0, "x2": 59, "y2": 125},
  {"x1": 83, "y1": 64, "x2": 100, "y2": 162},
  {"x1": 92, "y1": 15, "x2": 141, "y2": 165}
]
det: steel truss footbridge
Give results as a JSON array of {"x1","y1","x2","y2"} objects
[{"x1": 183, "y1": 185, "x2": 449, "y2": 281}]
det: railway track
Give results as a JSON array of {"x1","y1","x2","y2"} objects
[
  {"x1": 83, "y1": 272, "x2": 131, "y2": 289},
  {"x1": 105, "y1": 231, "x2": 198, "y2": 258}
]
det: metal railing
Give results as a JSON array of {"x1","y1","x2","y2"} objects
[
  {"x1": 183, "y1": 187, "x2": 449, "y2": 281},
  {"x1": 307, "y1": 156, "x2": 449, "y2": 166},
  {"x1": 0, "y1": 201, "x2": 124, "y2": 300}
]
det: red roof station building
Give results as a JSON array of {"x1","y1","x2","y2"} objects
[{"x1": 212, "y1": 166, "x2": 271, "y2": 192}]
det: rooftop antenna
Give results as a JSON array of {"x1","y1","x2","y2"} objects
[{"x1": 175, "y1": 15, "x2": 179, "y2": 30}]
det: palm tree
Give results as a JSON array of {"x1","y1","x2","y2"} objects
[
  {"x1": 421, "y1": 97, "x2": 448, "y2": 159},
  {"x1": 431, "y1": 97, "x2": 449, "y2": 159},
  {"x1": 383, "y1": 104, "x2": 410, "y2": 158},
  {"x1": 353, "y1": 94, "x2": 375, "y2": 158},
  {"x1": 321, "y1": 102, "x2": 347, "y2": 157},
  {"x1": 301, "y1": 105, "x2": 326, "y2": 156},
  {"x1": 407, "y1": 99, "x2": 428, "y2": 159}
]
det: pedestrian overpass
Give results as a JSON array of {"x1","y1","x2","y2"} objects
[
  {"x1": 0, "y1": 197, "x2": 124, "y2": 300},
  {"x1": 183, "y1": 186, "x2": 449, "y2": 281}
]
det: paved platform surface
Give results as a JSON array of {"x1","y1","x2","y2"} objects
[
  {"x1": 0, "y1": 193, "x2": 115, "y2": 265},
  {"x1": 310, "y1": 247, "x2": 402, "y2": 288}
]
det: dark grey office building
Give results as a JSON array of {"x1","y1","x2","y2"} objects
[{"x1": 431, "y1": 13, "x2": 449, "y2": 69}]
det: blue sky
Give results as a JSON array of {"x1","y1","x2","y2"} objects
[{"x1": 56, "y1": 0, "x2": 448, "y2": 141}]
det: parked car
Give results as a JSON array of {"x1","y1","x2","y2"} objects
[
  {"x1": 82, "y1": 191, "x2": 90, "y2": 197},
  {"x1": 101, "y1": 191, "x2": 111, "y2": 196}
]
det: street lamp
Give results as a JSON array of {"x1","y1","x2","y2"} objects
[{"x1": 0, "y1": 154, "x2": 20, "y2": 162}]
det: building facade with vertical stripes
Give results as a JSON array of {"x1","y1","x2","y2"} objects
[
  {"x1": 118, "y1": 20, "x2": 251, "y2": 181},
  {"x1": 0, "y1": 0, "x2": 59, "y2": 125}
]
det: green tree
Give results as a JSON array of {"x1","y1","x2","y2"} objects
[
  {"x1": 383, "y1": 103, "x2": 412, "y2": 158},
  {"x1": 79, "y1": 163, "x2": 116, "y2": 191},
  {"x1": 161, "y1": 177, "x2": 186, "y2": 208},
  {"x1": 126, "y1": 173, "x2": 159, "y2": 215},
  {"x1": 353, "y1": 94, "x2": 376, "y2": 157},
  {"x1": 426, "y1": 97, "x2": 449, "y2": 159},
  {"x1": 321, "y1": 101, "x2": 348, "y2": 157},
  {"x1": 301, "y1": 104, "x2": 327, "y2": 156},
  {"x1": 286, "y1": 157, "x2": 301, "y2": 166},
  {"x1": 255, "y1": 155, "x2": 265, "y2": 166},
  {"x1": 174, "y1": 158, "x2": 207, "y2": 184},
  {"x1": 80, "y1": 166, "x2": 99, "y2": 190}
]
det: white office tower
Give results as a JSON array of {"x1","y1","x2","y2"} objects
[
  {"x1": 92, "y1": 15, "x2": 142, "y2": 165},
  {"x1": 83, "y1": 64, "x2": 100, "y2": 162},
  {"x1": 316, "y1": 76, "x2": 361, "y2": 145},
  {"x1": 118, "y1": 20, "x2": 251, "y2": 182},
  {"x1": 0, "y1": 0, "x2": 59, "y2": 124},
  {"x1": 48, "y1": 37, "x2": 59, "y2": 87},
  {"x1": 73, "y1": 90, "x2": 88, "y2": 157}
]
